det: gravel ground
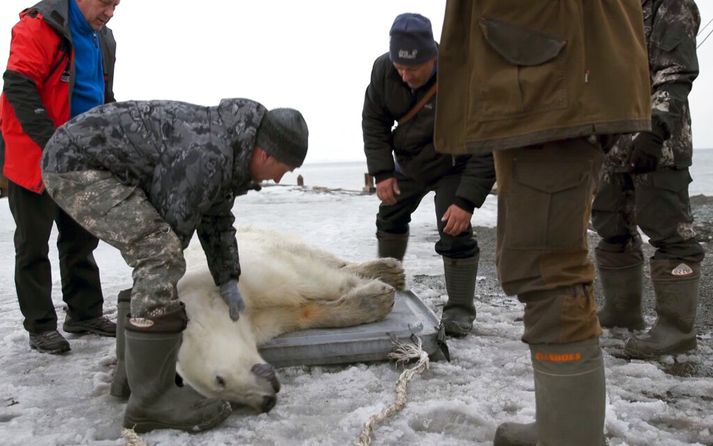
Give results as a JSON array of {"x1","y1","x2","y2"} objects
[{"x1": 412, "y1": 193, "x2": 713, "y2": 379}]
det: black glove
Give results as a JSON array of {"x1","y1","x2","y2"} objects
[
  {"x1": 219, "y1": 279, "x2": 245, "y2": 321},
  {"x1": 628, "y1": 122, "x2": 667, "y2": 174}
]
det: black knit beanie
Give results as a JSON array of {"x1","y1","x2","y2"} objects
[
  {"x1": 389, "y1": 13, "x2": 437, "y2": 65},
  {"x1": 255, "y1": 108, "x2": 308, "y2": 167}
]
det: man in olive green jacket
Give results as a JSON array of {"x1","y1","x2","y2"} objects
[{"x1": 434, "y1": 1, "x2": 651, "y2": 445}]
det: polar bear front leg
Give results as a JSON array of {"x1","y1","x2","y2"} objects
[
  {"x1": 342, "y1": 258, "x2": 406, "y2": 291},
  {"x1": 249, "y1": 280, "x2": 395, "y2": 344},
  {"x1": 304, "y1": 280, "x2": 396, "y2": 328}
]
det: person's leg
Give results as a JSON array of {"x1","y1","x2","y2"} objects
[
  {"x1": 7, "y1": 181, "x2": 70, "y2": 353},
  {"x1": 43, "y1": 169, "x2": 231, "y2": 432},
  {"x1": 591, "y1": 171, "x2": 645, "y2": 330},
  {"x1": 432, "y1": 173, "x2": 479, "y2": 336},
  {"x1": 55, "y1": 206, "x2": 115, "y2": 336},
  {"x1": 625, "y1": 168, "x2": 704, "y2": 358},
  {"x1": 375, "y1": 174, "x2": 426, "y2": 261},
  {"x1": 493, "y1": 138, "x2": 605, "y2": 446}
]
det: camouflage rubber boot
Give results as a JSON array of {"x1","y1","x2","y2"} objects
[
  {"x1": 495, "y1": 339, "x2": 606, "y2": 446},
  {"x1": 123, "y1": 304, "x2": 231, "y2": 433},
  {"x1": 595, "y1": 249, "x2": 645, "y2": 330},
  {"x1": 624, "y1": 259, "x2": 700, "y2": 359},
  {"x1": 376, "y1": 230, "x2": 408, "y2": 261},
  {"x1": 441, "y1": 255, "x2": 478, "y2": 337},
  {"x1": 110, "y1": 289, "x2": 132, "y2": 399}
]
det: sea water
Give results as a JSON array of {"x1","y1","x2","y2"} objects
[{"x1": 283, "y1": 148, "x2": 713, "y2": 195}]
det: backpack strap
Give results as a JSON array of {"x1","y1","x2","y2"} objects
[{"x1": 397, "y1": 83, "x2": 438, "y2": 126}]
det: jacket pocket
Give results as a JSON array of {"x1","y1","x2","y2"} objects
[
  {"x1": 474, "y1": 18, "x2": 568, "y2": 120},
  {"x1": 651, "y1": 168, "x2": 692, "y2": 192},
  {"x1": 505, "y1": 159, "x2": 592, "y2": 249}
]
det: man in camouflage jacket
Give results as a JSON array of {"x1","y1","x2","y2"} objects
[
  {"x1": 41, "y1": 98, "x2": 308, "y2": 433},
  {"x1": 592, "y1": 0, "x2": 705, "y2": 359},
  {"x1": 363, "y1": 13, "x2": 496, "y2": 337}
]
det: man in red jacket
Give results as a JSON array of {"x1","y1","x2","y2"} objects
[{"x1": 1, "y1": 0, "x2": 120, "y2": 354}]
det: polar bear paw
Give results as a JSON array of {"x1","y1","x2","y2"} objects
[
  {"x1": 323, "y1": 280, "x2": 395, "y2": 327},
  {"x1": 343, "y1": 259, "x2": 405, "y2": 291}
]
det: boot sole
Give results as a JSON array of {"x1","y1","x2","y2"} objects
[
  {"x1": 124, "y1": 403, "x2": 232, "y2": 433},
  {"x1": 63, "y1": 325, "x2": 116, "y2": 337},
  {"x1": 624, "y1": 338, "x2": 698, "y2": 359},
  {"x1": 30, "y1": 343, "x2": 70, "y2": 354}
]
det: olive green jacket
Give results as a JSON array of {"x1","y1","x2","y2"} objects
[{"x1": 434, "y1": 0, "x2": 652, "y2": 154}]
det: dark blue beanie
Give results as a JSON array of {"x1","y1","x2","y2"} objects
[{"x1": 389, "y1": 13, "x2": 437, "y2": 66}]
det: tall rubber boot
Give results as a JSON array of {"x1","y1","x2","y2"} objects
[
  {"x1": 595, "y1": 249, "x2": 645, "y2": 330},
  {"x1": 377, "y1": 230, "x2": 408, "y2": 261},
  {"x1": 123, "y1": 304, "x2": 231, "y2": 433},
  {"x1": 494, "y1": 339, "x2": 606, "y2": 446},
  {"x1": 441, "y1": 255, "x2": 478, "y2": 337},
  {"x1": 110, "y1": 288, "x2": 132, "y2": 399},
  {"x1": 624, "y1": 259, "x2": 699, "y2": 359}
]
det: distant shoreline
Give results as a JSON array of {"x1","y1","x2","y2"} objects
[{"x1": 303, "y1": 147, "x2": 713, "y2": 166}]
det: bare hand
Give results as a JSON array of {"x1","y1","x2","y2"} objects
[
  {"x1": 376, "y1": 177, "x2": 400, "y2": 205},
  {"x1": 441, "y1": 204, "x2": 472, "y2": 236}
]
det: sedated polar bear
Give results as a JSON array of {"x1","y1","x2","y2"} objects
[{"x1": 175, "y1": 227, "x2": 404, "y2": 413}]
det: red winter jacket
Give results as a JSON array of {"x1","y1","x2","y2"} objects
[{"x1": 1, "y1": 0, "x2": 116, "y2": 193}]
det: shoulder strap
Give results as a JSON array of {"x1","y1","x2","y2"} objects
[{"x1": 397, "y1": 83, "x2": 438, "y2": 126}]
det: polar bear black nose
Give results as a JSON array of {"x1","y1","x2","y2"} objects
[{"x1": 262, "y1": 395, "x2": 277, "y2": 412}]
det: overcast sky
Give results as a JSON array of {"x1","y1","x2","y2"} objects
[{"x1": 1, "y1": 0, "x2": 712, "y2": 163}]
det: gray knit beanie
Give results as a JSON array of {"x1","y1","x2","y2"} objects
[
  {"x1": 255, "y1": 108, "x2": 309, "y2": 167},
  {"x1": 389, "y1": 13, "x2": 437, "y2": 65}
]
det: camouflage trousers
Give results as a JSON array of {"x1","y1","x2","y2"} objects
[
  {"x1": 43, "y1": 170, "x2": 185, "y2": 318},
  {"x1": 592, "y1": 167, "x2": 705, "y2": 263},
  {"x1": 494, "y1": 138, "x2": 603, "y2": 344}
]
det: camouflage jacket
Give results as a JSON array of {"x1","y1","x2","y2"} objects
[
  {"x1": 606, "y1": 0, "x2": 700, "y2": 171},
  {"x1": 42, "y1": 98, "x2": 266, "y2": 285}
]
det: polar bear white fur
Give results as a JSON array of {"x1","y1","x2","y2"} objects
[{"x1": 175, "y1": 227, "x2": 404, "y2": 412}]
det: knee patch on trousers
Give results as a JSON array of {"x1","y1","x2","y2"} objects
[{"x1": 520, "y1": 285, "x2": 602, "y2": 344}]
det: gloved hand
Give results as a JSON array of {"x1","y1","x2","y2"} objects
[
  {"x1": 219, "y1": 279, "x2": 245, "y2": 321},
  {"x1": 628, "y1": 122, "x2": 667, "y2": 174}
]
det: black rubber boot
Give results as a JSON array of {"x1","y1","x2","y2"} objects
[
  {"x1": 123, "y1": 304, "x2": 231, "y2": 433},
  {"x1": 110, "y1": 289, "x2": 131, "y2": 399},
  {"x1": 595, "y1": 249, "x2": 645, "y2": 330},
  {"x1": 441, "y1": 255, "x2": 478, "y2": 337},
  {"x1": 624, "y1": 259, "x2": 699, "y2": 359},
  {"x1": 596, "y1": 265, "x2": 645, "y2": 330},
  {"x1": 376, "y1": 230, "x2": 408, "y2": 261}
]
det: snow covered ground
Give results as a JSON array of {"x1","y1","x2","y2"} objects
[{"x1": 1, "y1": 159, "x2": 712, "y2": 445}]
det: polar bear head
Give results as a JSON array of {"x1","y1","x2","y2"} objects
[{"x1": 177, "y1": 274, "x2": 280, "y2": 412}]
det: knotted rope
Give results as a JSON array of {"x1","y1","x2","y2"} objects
[
  {"x1": 122, "y1": 428, "x2": 148, "y2": 446},
  {"x1": 355, "y1": 336, "x2": 430, "y2": 446}
]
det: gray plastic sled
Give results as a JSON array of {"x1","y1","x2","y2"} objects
[{"x1": 258, "y1": 290, "x2": 446, "y2": 368}]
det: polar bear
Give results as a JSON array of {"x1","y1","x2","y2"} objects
[{"x1": 175, "y1": 227, "x2": 404, "y2": 412}]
